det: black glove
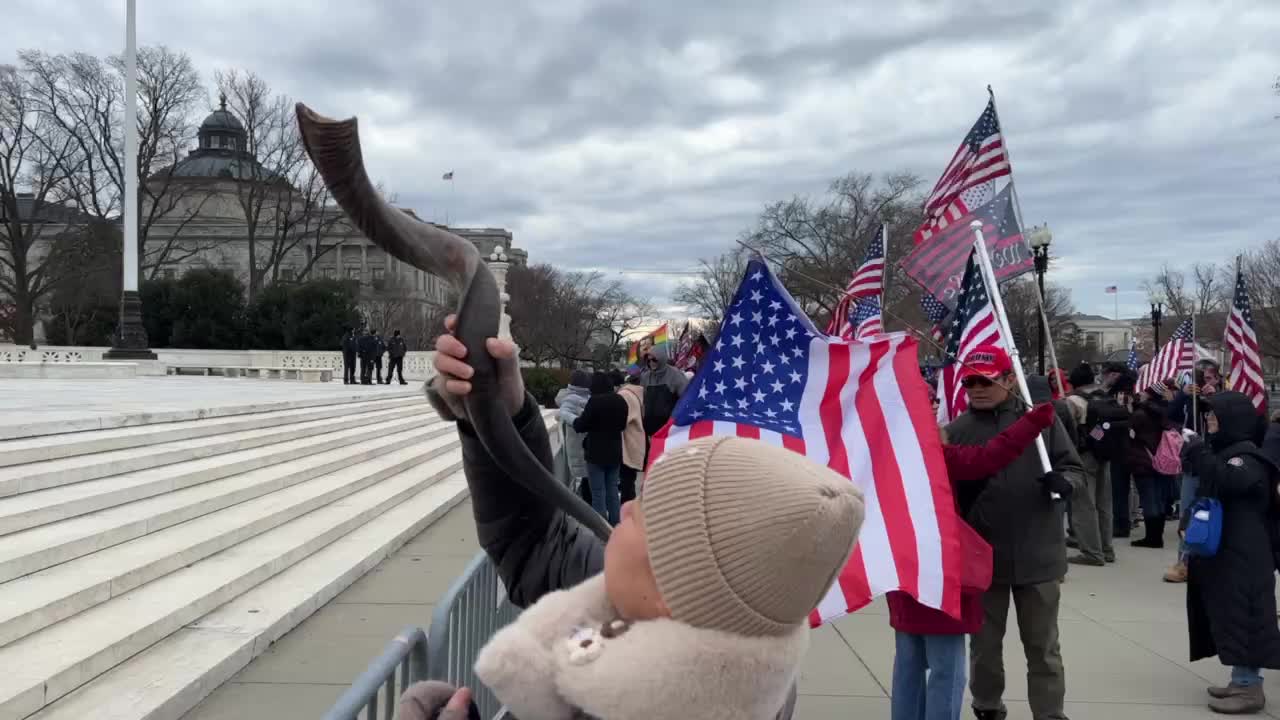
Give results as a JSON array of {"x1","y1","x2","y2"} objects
[{"x1": 1038, "y1": 471, "x2": 1073, "y2": 500}]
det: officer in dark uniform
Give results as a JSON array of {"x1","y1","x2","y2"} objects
[
  {"x1": 357, "y1": 329, "x2": 375, "y2": 385},
  {"x1": 341, "y1": 328, "x2": 358, "y2": 385},
  {"x1": 386, "y1": 329, "x2": 408, "y2": 385},
  {"x1": 371, "y1": 329, "x2": 387, "y2": 384}
]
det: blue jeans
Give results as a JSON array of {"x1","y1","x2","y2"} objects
[
  {"x1": 891, "y1": 631, "x2": 966, "y2": 720},
  {"x1": 1232, "y1": 666, "x2": 1263, "y2": 687},
  {"x1": 587, "y1": 463, "x2": 621, "y2": 526},
  {"x1": 1179, "y1": 473, "x2": 1199, "y2": 557}
]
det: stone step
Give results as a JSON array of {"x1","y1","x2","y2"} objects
[
  {"x1": 0, "y1": 431, "x2": 462, "y2": 647},
  {"x1": 25, "y1": 470, "x2": 470, "y2": 720},
  {"x1": 0, "y1": 451, "x2": 467, "y2": 720},
  {"x1": 0, "y1": 396, "x2": 424, "y2": 468},
  {"x1": 0, "y1": 411, "x2": 437, "y2": 537},
  {"x1": 0, "y1": 420, "x2": 450, "y2": 584},
  {"x1": 0, "y1": 402, "x2": 428, "y2": 499},
  {"x1": 0, "y1": 387, "x2": 422, "y2": 442}
]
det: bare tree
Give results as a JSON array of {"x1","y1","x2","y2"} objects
[
  {"x1": 358, "y1": 273, "x2": 421, "y2": 338},
  {"x1": 1240, "y1": 239, "x2": 1280, "y2": 357},
  {"x1": 507, "y1": 263, "x2": 561, "y2": 366},
  {"x1": 999, "y1": 277, "x2": 1076, "y2": 361},
  {"x1": 0, "y1": 63, "x2": 87, "y2": 344},
  {"x1": 1143, "y1": 261, "x2": 1229, "y2": 319},
  {"x1": 18, "y1": 46, "x2": 210, "y2": 281},
  {"x1": 673, "y1": 251, "x2": 748, "y2": 335}
]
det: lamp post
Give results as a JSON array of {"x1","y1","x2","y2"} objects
[
  {"x1": 104, "y1": 0, "x2": 156, "y2": 361},
  {"x1": 1151, "y1": 302, "x2": 1163, "y2": 348},
  {"x1": 1028, "y1": 225, "x2": 1052, "y2": 375}
]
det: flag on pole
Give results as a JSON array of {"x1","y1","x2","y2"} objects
[
  {"x1": 850, "y1": 296, "x2": 884, "y2": 341},
  {"x1": 1105, "y1": 286, "x2": 1118, "y2": 294},
  {"x1": 442, "y1": 171, "x2": 454, "y2": 180},
  {"x1": 1137, "y1": 319, "x2": 1194, "y2": 393},
  {"x1": 936, "y1": 248, "x2": 1007, "y2": 424},
  {"x1": 901, "y1": 185, "x2": 1031, "y2": 311},
  {"x1": 1126, "y1": 338, "x2": 1139, "y2": 372},
  {"x1": 1225, "y1": 269, "x2": 1266, "y2": 412},
  {"x1": 914, "y1": 99, "x2": 1012, "y2": 244},
  {"x1": 826, "y1": 226, "x2": 887, "y2": 336},
  {"x1": 650, "y1": 258, "x2": 964, "y2": 624},
  {"x1": 920, "y1": 293, "x2": 949, "y2": 345}
]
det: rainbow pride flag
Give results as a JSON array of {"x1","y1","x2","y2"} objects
[{"x1": 626, "y1": 323, "x2": 673, "y2": 371}]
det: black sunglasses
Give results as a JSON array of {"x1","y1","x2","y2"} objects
[{"x1": 961, "y1": 376, "x2": 995, "y2": 389}]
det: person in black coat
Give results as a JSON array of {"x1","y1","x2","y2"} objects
[
  {"x1": 371, "y1": 330, "x2": 387, "y2": 384},
  {"x1": 386, "y1": 330, "x2": 408, "y2": 385},
  {"x1": 357, "y1": 330, "x2": 375, "y2": 385},
  {"x1": 572, "y1": 371, "x2": 629, "y2": 526},
  {"x1": 341, "y1": 329, "x2": 358, "y2": 385},
  {"x1": 1185, "y1": 391, "x2": 1280, "y2": 714}
]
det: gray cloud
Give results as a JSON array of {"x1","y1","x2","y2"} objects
[{"x1": 4, "y1": 0, "x2": 1279, "y2": 321}]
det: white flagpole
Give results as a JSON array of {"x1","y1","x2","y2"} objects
[
  {"x1": 987, "y1": 85, "x2": 1062, "y2": 379},
  {"x1": 971, "y1": 221, "x2": 1055, "y2": 476}
]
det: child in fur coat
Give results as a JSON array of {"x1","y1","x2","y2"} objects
[{"x1": 403, "y1": 321, "x2": 866, "y2": 720}]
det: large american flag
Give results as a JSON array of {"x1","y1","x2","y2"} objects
[
  {"x1": 1137, "y1": 319, "x2": 1194, "y2": 393},
  {"x1": 827, "y1": 226, "x2": 887, "y2": 337},
  {"x1": 901, "y1": 185, "x2": 1032, "y2": 311},
  {"x1": 1225, "y1": 270, "x2": 1266, "y2": 412},
  {"x1": 650, "y1": 259, "x2": 963, "y2": 624},
  {"x1": 936, "y1": 248, "x2": 1006, "y2": 424},
  {"x1": 1126, "y1": 338, "x2": 1139, "y2": 372},
  {"x1": 914, "y1": 99, "x2": 1011, "y2": 244}
]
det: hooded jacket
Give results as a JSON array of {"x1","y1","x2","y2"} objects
[
  {"x1": 616, "y1": 383, "x2": 645, "y2": 471},
  {"x1": 639, "y1": 345, "x2": 689, "y2": 435},
  {"x1": 572, "y1": 373, "x2": 629, "y2": 467},
  {"x1": 555, "y1": 370, "x2": 592, "y2": 479},
  {"x1": 944, "y1": 395, "x2": 1084, "y2": 586},
  {"x1": 1186, "y1": 391, "x2": 1280, "y2": 669}
]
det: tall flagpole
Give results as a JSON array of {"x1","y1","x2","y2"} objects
[
  {"x1": 971, "y1": 221, "x2": 1056, "y2": 479},
  {"x1": 987, "y1": 85, "x2": 1060, "y2": 377},
  {"x1": 105, "y1": 0, "x2": 156, "y2": 361}
]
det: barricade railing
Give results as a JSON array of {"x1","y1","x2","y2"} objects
[{"x1": 320, "y1": 626, "x2": 428, "y2": 720}]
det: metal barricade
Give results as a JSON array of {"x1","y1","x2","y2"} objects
[
  {"x1": 425, "y1": 551, "x2": 522, "y2": 720},
  {"x1": 320, "y1": 626, "x2": 428, "y2": 720}
]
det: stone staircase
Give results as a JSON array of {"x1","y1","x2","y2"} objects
[{"x1": 0, "y1": 392, "x2": 528, "y2": 720}]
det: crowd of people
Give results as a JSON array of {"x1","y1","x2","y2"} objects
[{"x1": 340, "y1": 328, "x2": 408, "y2": 385}]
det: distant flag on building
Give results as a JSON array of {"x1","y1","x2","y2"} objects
[
  {"x1": 936, "y1": 248, "x2": 1007, "y2": 424},
  {"x1": 914, "y1": 99, "x2": 1011, "y2": 244},
  {"x1": 1225, "y1": 268, "x2": 1266, "y2": 412},
  {"x1": 1126, "y1": 338, "x2": 1139, "y2": 372},
  {"x1": 442, "y1": 171, "x2": 454, "y2": 180},
  {"x1": 1105, "y1": 286, "x2": 1118, "y2": 294},
  {"x1": 650, "y1": 258, "x2": 965, "y2": 625},
  {"x1": 1137, "y1": 319, "x2": 1194, "y2": 394}
]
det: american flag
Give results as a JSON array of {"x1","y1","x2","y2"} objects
[
  {"x1": 850, "y1": 296, "x2": 884, "y2": 340},
  {"x1": 1137, "y1": 319, "x2": 1194, "y2": 394},
  {"x1": 936, "y1": 248, "x2": 1006, "y2": 424},
  {"x1": 650, "y1": 259, "x2": 964, "y2": 624},
  {"x1": 1225, "y1": 270, "x2": 1266, "y2": 412},
  {"x1": 901, "y1": 185, "x2": 1031, "y2": 311},
  {"x1": 826, "y1": 226, "x2": 887, "y2": 336},
  {"x1": 914, "y1": 100, "x2": 1011, "y2": 244},
  {"x1": 1126, "y1": 338, "x2": 1139, "y2": 372},
  {"x1": 920, "y1": 293, "x2": 949, "y2": 345}
]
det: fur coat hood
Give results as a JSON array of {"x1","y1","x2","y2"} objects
[{"x1": 475, "y1": 574, "x2": 808, "y2": 720}]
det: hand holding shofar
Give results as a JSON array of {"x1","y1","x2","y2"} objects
[{"x1": 295, "y1": 103, "x2": 612, "y2": 541}]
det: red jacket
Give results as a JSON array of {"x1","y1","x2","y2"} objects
[{"x1": 886, "y1": 403, "x2": 1057, "y2": 635}]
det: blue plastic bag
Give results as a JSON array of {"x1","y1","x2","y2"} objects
[{"x1": 1184, "y1": 497, "x2": 1222, "y2": 557}]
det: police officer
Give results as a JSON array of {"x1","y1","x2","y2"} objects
[
  {"x1": 341, "y1": 328, "x2": 358, "y2": 385},
  {"x1": 386, "y1": 330, "x2": 408, "y2": 385}
]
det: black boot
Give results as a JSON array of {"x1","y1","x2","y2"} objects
[{"x1": 1132, "y1": 517, "x2": 1165, "y2": 548}]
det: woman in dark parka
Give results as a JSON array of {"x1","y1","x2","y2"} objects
[{"x1": 1186, "y1": 391, "x2": 1280, "y2": 714}]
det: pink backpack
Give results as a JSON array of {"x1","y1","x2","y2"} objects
[{"x1": 1150, "y1": 429, "x2": 1184, "y2": 475}]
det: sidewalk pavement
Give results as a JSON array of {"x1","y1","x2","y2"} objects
[{"x1": 184, "y1": 503, "x2": 1278, "y2": 719}]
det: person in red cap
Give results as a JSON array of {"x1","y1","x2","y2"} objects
[{"x1": 944, "y1": 345, "x2": 1084, "y2": 720}]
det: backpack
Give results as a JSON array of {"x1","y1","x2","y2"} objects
[
  {"x1": 1083, "y1": 394, "x2": 1131, "y2": 462},
  {"x1": 1150, "y1": 429, "x2": 1184, "y2": 475}
]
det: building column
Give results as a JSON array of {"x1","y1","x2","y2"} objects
[
  {"x1": 487, "y1": 248, "x2": 511, "y2": 341},
  {"x1": 360, "y1": 243, "x2": 368, "y2": 284},
  {"x1": 335, "y1": 242, "x2": 344, "y2": 276}
]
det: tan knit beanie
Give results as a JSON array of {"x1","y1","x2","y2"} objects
[{"x1": 641, "y1": 436, "x2": 865, "y2": 637}]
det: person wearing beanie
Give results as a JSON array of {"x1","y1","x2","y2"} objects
[
  {"x1": 555, "y1": 370, "x2": 592, "y2": 498},
  {"x1": 407, "y1": 320, "x2": 864, "y2": 720}
]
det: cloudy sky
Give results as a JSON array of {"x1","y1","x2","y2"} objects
[{"x1": 6, "y1": 0, "x2": 1279, "y2": 321}]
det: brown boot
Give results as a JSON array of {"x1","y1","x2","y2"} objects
[
  {"x1": 1209, "y1": 684, "x2": 1250, "y2": 699},
  {"x1": 1164, "y1": 562, "x2": 1188, "y2": 583},
  {"x1": 1208, "y1": 683, "x2": 1265, "y2": 714}
]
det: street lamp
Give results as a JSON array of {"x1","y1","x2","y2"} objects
[
  {"x1": 1028, "y1": 225, "x2": 1052, "y2": 375},
  {"x1": 1151, "y1": 302, "x2": 1163, "y2": 348}
]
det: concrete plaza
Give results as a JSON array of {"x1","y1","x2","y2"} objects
[{"x1": 183, "y1": 500, "x2": 1276, "y2": 720}]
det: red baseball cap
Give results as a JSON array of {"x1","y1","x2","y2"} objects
[{"x1": 959, "y1": 345, "x2": 1012, "y2": 381}]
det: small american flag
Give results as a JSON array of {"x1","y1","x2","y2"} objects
[
  {"x1": 1126, "y1": 338, "x2": 1139, "y2": 372},
  {"x1": 826, "y1": 226, "x2": 887, "y2": 336},
  {"x1": 936, "y1": 248, "x2": 1006, "y2": 424},
  {"x1": 920, "y1": 293, "x2": 949, "y2": 345},
  {"x1": 915, "y1": 99, "x2": 1011, "y2": 244},
  {"x1": 1138, "y1": 319, "x2": 1194, "y2": 393},
  {"x1": 442, "y1": 171, "x2": 454, "y2": 180},
  {"x1": 850, "y1": 296, "x2": 884, "y2": 340},
  {"x1": 1225, "y1": 270, "x2": 1266, "y2": 412},
  {"x1": 1105, "y1": 286, "x2": 1118, "y2": 294},
  {"x1": 651, "y1": 259, "x2": 964, "y2": 624}
]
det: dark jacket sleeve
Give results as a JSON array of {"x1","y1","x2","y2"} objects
[
  {"x1": 1047, "y1": 417, "x2": 1085, "y2": 487},
  {"x1": 1197, "y1": 449, "x2": 1266, "y2": 499},
  {"x1": 944, "y1": 405, "x2": 1055, "y2": 483},
  {"x1": 572, "y1": 397, "x2": 597, "y2": 433},
  {"x1": 457, "y1": 393, "x2": 605, "y2": 608}
]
